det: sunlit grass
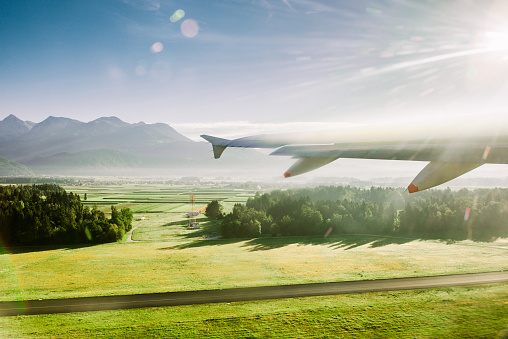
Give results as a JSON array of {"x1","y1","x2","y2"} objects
[
  {"x1": 1, "y1": 233, "x2": 506, "y2": 302},
  {"x1": 1, "y1": 184, "x2": 507, "y2": 338},
  {"x1": 1, "y1": 284, "x2": 507, "y2": 338}
]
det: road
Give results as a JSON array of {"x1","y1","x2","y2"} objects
[{"x1": 1, "y1": 271, "x2": 507, "y2": 317}]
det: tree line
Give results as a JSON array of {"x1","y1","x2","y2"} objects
[
  {"x1": 212, "y1": 186, "x2": 508, "y2": 241},
  {"x1": 0, "y1": 177, "x2": 79, "y2": 185},
  {"x1": 0, "y1": 184, "x2": 133, "y2": 246}
]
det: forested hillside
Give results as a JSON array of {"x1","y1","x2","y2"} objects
[
  {"x1": 0, "y1": 157, "x2": 34, "y2": 176},
  {"x1": 220, "y1": 186, "x2": 508, "y2": 241},
  {"x1": 0, "y1": 184, "x2": 132, "y2": 246}
]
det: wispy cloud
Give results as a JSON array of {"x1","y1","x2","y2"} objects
[
  {"x1": 122, "y1": 0, "x2": 160, "y2": 11},
  {"x1": 281, "y1": 0, "x2": 295, "y2": 12},
  {"x1": 354, "y1": 48, "x2": 496, "y2": 80}
]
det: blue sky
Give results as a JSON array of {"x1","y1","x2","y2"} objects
[{"x1": 1, "y1": 0, "x2": 508, "y2": 140}]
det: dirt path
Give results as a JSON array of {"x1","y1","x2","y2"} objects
[{"x1": 125, "y1": 221, "x2": 146, "y2": 242}]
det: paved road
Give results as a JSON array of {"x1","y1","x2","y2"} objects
[{"x1": 1, "y1": 271, "x2": 507, "y2": 317}]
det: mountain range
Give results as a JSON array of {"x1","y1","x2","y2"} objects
[
  {"x1": 0, "y1": 114, "x2": 36, "y2": 143},
  {"x1": 0, "y1": 115, "x2": 288, "y2": 177}
]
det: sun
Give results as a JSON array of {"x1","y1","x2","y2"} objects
[{"x1": 484, "y1": 30, "x2": 508, "y2": 51}]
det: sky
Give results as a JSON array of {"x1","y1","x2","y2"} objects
[{"x1": 1, "y1": 0, "x2": 508, "y2": 140}]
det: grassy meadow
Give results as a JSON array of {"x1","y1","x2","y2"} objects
[
  {"x1": 1, "y1": 183, "x2": 507, "y2": 338},
  {"x1": 1, "y1": 284, "x2": 507, "y2": 338}
]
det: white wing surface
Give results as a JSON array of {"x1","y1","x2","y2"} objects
[{"x1": 201, "y1": 123, "x2": 508, "y2": 192}]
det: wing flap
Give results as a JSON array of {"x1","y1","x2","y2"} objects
[
  {"x1": 408, "y1": 162, "x2": 484, "y2": 193},
  {"x1": 284, "y1": 157, "x2": 339, "y2": 178},
  {"x1": 271, "y1": 144, "x2": 506, "y2": 163}
]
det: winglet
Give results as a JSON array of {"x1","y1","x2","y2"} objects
[{"x1": 201, "y1": 135, "x2": 230, "y2": 159}]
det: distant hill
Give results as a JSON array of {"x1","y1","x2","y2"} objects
[
  {"x1": 0, "y1": 115, "x2": 290, "y2": 177},
  {"x1": 0, "y1": 157, "x2": 34, "y2": 176}
]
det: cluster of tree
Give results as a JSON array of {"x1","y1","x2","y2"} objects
[
  {"x1": 398, "y1": 189, "x2": 508, "y2": 241},
  {"x1": 0, "y1": 177, "x2": 79, "y2": 185},
  {"x1": 0, "y1": 184, "x2": 133, "y2": 246},
  {"x1": 205, "y1": 200, "x2": 224, "y2": 220},
  {"x1": 212, "y1": 186, "x2": 508, "y2": 241}
]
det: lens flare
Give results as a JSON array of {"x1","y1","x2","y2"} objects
[
  {"x1": 181, "y1": 19, "x2": 199, "y2": 38},
  {"x1": 135, "y1": 65, "x2": 147, "y2": 76},
  {"x1": 482, "y1": 146, "x2": 491, "y2": 160},
  {"x1": 324, "y1": 227, "x2": 333, "y2": 238},
  {"x1": 170, "y1": 9, "x2": 185, "y2": 23},
  {"x1": 85, "y1": 226, "x2": 93, "y2": 241},
  {"x1": 464, "y1": 207, "x2": 471, "y2": 221},
  {"x1": 108, "y1": 66, "x2": 124, "y2": 81},
  {"x1": 150, "y1": 42, "x2": 164, "y2": 53}
]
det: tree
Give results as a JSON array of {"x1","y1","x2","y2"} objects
[
  {"x1": 296, "y1": 205, "x2": 323, "y2": 235},
  {"x1": 278, "y1": 215, "x2": 294, "y2": 236},
  {"x1": 120, "y1": 208, "x2": 133, "y2": 232},
  {"x1": 221, "y1": 219, "x2": 241, "y2": 238},
  {"x1": 110, "y1": 206, "x2": 125, "y2": 230},
  {"x1": 205, "y1": 200, "x2": 224, "y2": 220}
]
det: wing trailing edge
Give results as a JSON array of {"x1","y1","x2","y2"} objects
[{"x1": 200, "y1": 134, "x2": 292, "y2": 158}]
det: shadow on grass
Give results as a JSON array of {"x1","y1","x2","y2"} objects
[
  {"x1": 162, "y1": 234, "x2": 417, "y2": 252},
  {"x1": 169, "y1": 219, "x2": 222, "y2": 240},
  {"x1": 162, "y1": 221, "x2": 189, "y2": 227},
  {"x1": 243, "y1": 235, "x2": 416, "y2": 252},
  {"x1": 1, "y1": 243, "x2": 99, "y2": 255}
]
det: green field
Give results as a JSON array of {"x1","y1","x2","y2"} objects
[
  {"x1": 1, "y1": 184, "x2": 507, "y2": 338},
  {"x1": 74, "y1": 184, "x2": 257, "y2": 213},
  {"x1": 1, "y1": 284, "x2": 507, "y2": 338}
]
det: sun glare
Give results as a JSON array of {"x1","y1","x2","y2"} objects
[{"x1": 484, "y1": 30, "x2": 508, "y2": 51}]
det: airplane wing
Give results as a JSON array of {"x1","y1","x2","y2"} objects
[{"x1": 201, "y1": 129, "x2": 508, "y2": 193}]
